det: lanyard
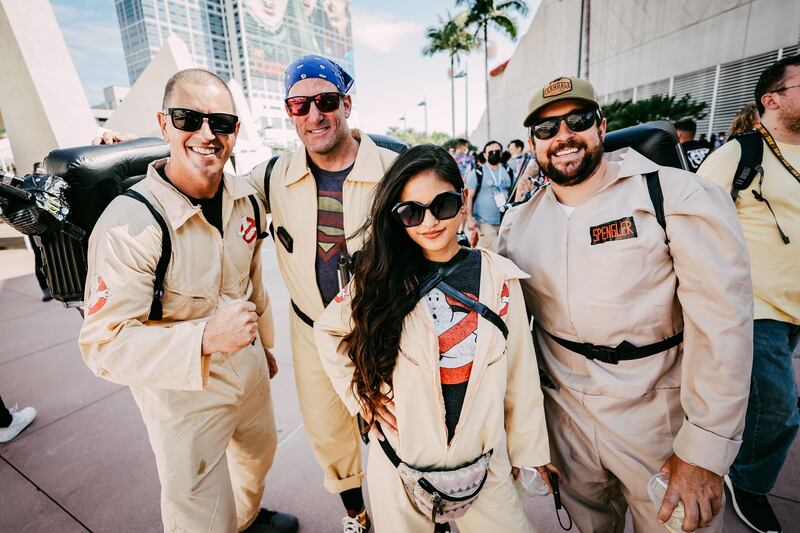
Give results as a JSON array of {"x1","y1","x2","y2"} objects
[
  {"x1": 484, "y1": 165, "x2": 501, "y2": 189},
  {"x1": 758, "y1": 125, "x2": 800, "y2": 183}
]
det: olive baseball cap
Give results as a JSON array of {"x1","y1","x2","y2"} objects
[{"x1": 523, "y1": 76, "x2": 600, "y2": 127}]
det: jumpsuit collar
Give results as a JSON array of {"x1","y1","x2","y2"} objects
[
  {"x1": 282, "y1": 129, "x2": 386, "y2": 187},
  {"x1": 145, "y1": 158, "x2": 256, "y2": 230}
]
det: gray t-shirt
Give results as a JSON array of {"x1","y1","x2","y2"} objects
[{"x1": 466, "y1": 165, "x2": 511, "y2": 225}]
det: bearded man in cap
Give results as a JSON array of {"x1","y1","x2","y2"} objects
[{"x1": 497, "y1": 76, "x2": 754, "y2": 532}]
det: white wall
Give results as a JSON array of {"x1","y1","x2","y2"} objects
[
  {"x1": 473, "y1": 0, "x2": 800, "y2": 146},
  {"x1": 0, "y1": 0, "x2": 97, "y2": 174}
]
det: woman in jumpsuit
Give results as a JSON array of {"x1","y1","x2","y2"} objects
[{"x1": 314, "y1": 144, "x2": 557, "y2": 532}]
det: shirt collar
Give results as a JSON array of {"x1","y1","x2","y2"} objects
[{"x1": 283, "y1": 129, "x2": 386, "y2": 186}]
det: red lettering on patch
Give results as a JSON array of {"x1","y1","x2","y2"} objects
[{"x1": 589, "y1": 216, "x2": 638, "y2": 245}]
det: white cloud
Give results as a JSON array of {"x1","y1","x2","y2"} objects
[{"x1": 351, "y1": 9, "x2": 422, "y2": 54}]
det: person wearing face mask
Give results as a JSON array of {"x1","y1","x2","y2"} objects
[
  {"x1": 497, "y1": 76, "x2": 754, "y2": 533},
  {"x1": 465, "y1": 141, "x2": 512, "y2": 250},
  {"x1": 314, "y1": 144, "x2": 555, "y2": 533}
]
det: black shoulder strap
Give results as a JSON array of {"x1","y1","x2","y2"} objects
[
  {"x1": 473, "y1": 166, "x2": 484, "y2": 201},
  {"x1": 263, "y1": 155, "x2": 280, "y2": 204},
  {"x1": 122, "y1": 190, "x2": 171, "y2": 321},
  {"x1": 731, "y1": 131, "x2": 764, "y2": 202},
  {"x1": 644, "y1": 171, "x2": 669, "y2": 245},
  {"x1": 416, "y1": 248, "x2": 509, "y2": 339},
  {"x1": 247, "y1": 195, "x2": 269, "y2": 240}
]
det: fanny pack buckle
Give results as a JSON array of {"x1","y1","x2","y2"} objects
[{"x1": 587, "y1": 345, "x2": 618, "y2": 365}]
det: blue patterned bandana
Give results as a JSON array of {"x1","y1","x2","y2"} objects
[{"x1": 284, "y1": 56, "x2": 354, "y2": 97}]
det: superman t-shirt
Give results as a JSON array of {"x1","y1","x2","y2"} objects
[
  {"x1": 425, "y1": 248, "x2": 482, "y2": 442},
  {"x1": 309, "y1": 159, "x2": 353, "y2": 306}
]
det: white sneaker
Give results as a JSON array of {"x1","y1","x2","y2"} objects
[
  {"x1": 342, "y1": 516, "x2": 366, "y2": 533},
  {"x1": 0, "y1": 405, "x2": 37, "y2": 443}
]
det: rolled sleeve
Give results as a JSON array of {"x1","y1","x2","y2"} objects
[{"x1": 667, "y1": 178, "x2": 754, "y2": 475}]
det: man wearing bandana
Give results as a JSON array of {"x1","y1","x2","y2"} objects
[{"x1": 246, "y1": 56, "x2": 398, "y2": 532}]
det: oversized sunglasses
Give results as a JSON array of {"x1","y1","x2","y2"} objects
[
  {"x1": 531, "y1": 109, "x2": 600, "y2": 140},
  {"x1": 391, "y1": 190, "x2": 463, "y2": 228},
  {"x1": 284, "y1": 92, "x2": 343, "y2": 116},
  {"x1": 165, "y1": 108, "x2": 238, "y2": 134}
]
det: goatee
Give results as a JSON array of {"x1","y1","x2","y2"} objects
[{"x1": 540, "y1": 139, "x2": 604, "y2": 187}]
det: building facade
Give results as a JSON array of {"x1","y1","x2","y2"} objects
[
  {"x1": 114, "y1": 0, "x2": 353, "y2": 147},
  {"x1": 473, "y1": 0, "x2": 800, "y2": 146}
]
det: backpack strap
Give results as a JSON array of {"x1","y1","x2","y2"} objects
[
  {"x1": 122, "y1": 190, "x2": 171, "y2": 321},
  {"x1": 263, "y1": 155, "x2": 279, "y2": 238},
  {"x1": 472, "y1": 167, "x2": 484, "y2": 204},
  {"x1": 247, "y1": 195, "x2": 269, "y2": 240},
  {"x1": 644, "y1": 171, "x2": 669, "y2": 245},
  {"x1": 730, "y1": 130, "x2": 764, "y2": 202}
]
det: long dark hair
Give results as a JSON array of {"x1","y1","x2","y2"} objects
[{"x1": 345, "y1": 144, "x2": 464, "y2": 419}]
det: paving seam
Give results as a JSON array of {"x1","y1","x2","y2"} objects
[
  {"x1": 769, "y1": 492, "x2": 800, "y2": 504},
  {"x1": 277, "y1": 423, "x2": 305, "y2": 449},
  {"x1": 0, "y1": 336, "x2": 78, "y2": 367},
  {"x1": 1, "y1": 387, "x2": 126, "y2": 446},
  {"x1": 0, "y1": 455, "x2": 93, "y2": 532}
]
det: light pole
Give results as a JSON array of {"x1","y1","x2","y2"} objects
[
  {"x1": 399, "y1": 115, "x2": 407, "y2": 130},
  {"x1": 454, "y1": 68, "x2": 467, "y2": 139},
  {"x1": 417, "y1": 98, "x2": 428, "y2": 141}
]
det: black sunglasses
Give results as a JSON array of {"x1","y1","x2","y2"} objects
[
  {"x1": 391, "y1": 191, "x2": 463, "y2": 228},
  {"x1": 165, "y1": 108, "x2": 238, "y2": 135},
  {"x1": 285, "y1": 92, "x2": 343, "y2": 116},
  {"x1": 531, "y1": 109, "x2": 600, "y2": 140}
]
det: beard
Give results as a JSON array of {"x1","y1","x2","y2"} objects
[{"x1": 539, "y1": 137, "x2": 604, "y2": 187}]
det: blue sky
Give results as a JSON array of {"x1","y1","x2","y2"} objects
[{"x1": 51, "y1": 0, "x2": 539, "y2": 136}]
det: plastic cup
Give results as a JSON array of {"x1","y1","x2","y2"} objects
[
  {"x1": 515, "y1": 467, "x2": 550, "y2": 497},
  {"x1": 647, "y1": 473, "x2": 686, "y2": 533}
]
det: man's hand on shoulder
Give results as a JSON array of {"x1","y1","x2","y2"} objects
[
  {"x1": 658, "y1": 453, "x2": 723, "y2": 531},
  {"x1": 92, "y1": 131, "x2": 137, "y2": 146},
  {"x1": 202, "y1": 300, "x2": 258, "y2": 355}
]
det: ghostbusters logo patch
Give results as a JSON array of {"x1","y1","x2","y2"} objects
[
  {"x1": 334, "y1": 283, "x2": 351, "y2": 303},
  {"x1": 590, "y1": 216, "x2": 638, "y2": 245},
  {"x1": 87, "y1": 275, "x2": 110, "y2": 316},
  {"x1": 543, "y1": 77, "x2": 573, "y2": 98},
  {"x1": 238, "y1": 216, "x2": 257, "y2": 244},
  {"x1": 499, "y1": 283, "x2": 510, "y2": 318}
]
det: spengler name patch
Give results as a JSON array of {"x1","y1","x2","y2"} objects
[{"x1": 590, "y1": 216, "x2": 637, "y2": 245}]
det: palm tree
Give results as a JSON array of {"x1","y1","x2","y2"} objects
[
  {"x1": 422, "y1": 13, "x2": 477, "y2": 138},
  {"x1": 457, "y1": 0, "x2": 528, "y2": 139}
]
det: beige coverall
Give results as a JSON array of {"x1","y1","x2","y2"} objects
[
  {"x1": 314, "y1": 250, "x2": 551, "y2": 533},
  {"x1": 246, "y1": 130, "x2": 398, "y2": 493},
  {"x1": 497, "y1": 148, "x2": 754, "y2": 533},
  {"x1": 80, "y1": 160, "x2": 277, "y2": 533}
]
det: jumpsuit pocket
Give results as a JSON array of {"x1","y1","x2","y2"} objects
[
  {"x1": 161, "y1": 287, "x2": 213, "y2": 322},
  {"x1": 486, "y1": 348, "x2": 507, "y2": 367}
]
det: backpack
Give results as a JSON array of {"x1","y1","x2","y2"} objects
[
  {"x1": 0, "y1": 138, "x2": 269, "y2": 317},
  {"x1": 728, "y1": 130, "x2": 764, "y2": 202}
]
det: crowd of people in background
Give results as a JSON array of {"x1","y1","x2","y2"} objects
[{"x1": 445, "y1": 96, "x2": 775, "y2": 252}]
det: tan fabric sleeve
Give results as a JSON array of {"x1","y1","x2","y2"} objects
[
  {"x1": 503, "y1": 278, "x2": 551, "y2": 468},
  {"x1": 247, "y1": 200, "x2": 274, "y2": 350},
  {"x1": 78, "y1": 206, "x2": 208, "y2": 390},
  {"x1": 667, "y1": 179, "x2": 754, "y2": 476},
  {"x1": 246, "y1": 159, "x2": 272, "y2": 213},
  {"x1": 313, "y1": 288, "x2": 361, "y2": 416}
]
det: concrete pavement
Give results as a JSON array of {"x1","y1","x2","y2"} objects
[{"x1": 1, "y1": 242, "x2": 799, "y2": 533}]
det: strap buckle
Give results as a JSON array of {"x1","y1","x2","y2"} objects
[{"x1": 586, "y1": 345, "x2": 618, "y2": 365}]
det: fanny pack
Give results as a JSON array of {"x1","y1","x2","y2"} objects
[{"x1": 376, "y1": 424, "x2": 492, "y2": 523}]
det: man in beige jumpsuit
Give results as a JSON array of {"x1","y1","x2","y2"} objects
[
  {"x1": 80, "y1": 69, "x2": 297, "y2": 533},
  {"x1": 497, "y1": 77, "x2": 754, "y2": 532},
  {"x1": 245, "y1": 56, "x2": 398, "y2": 532}
]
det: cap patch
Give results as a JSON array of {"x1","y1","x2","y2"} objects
[{"x1": 543, "y1": 77, "x2": 573, "y2": 98}]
